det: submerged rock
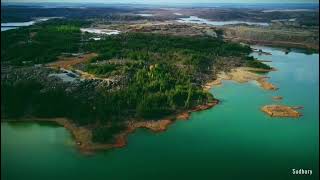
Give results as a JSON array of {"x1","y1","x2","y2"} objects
[{"x1": 272, "y1": 96, "x2": 283, "y2": 100}]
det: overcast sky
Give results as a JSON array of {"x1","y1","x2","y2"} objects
[{"x1": 2, "y1": 0, "x2": 319, "y2": 4}]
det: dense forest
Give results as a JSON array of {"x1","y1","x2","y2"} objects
[
  {"x1": 1, "y1": 6, "x2": 146, "y2": 22},
  {"x1": 1, "y1": 20, "x2": 89, "y2": 65},
  {"x1": 1, "y1": 20, "x2": 271, "y2": 143}
]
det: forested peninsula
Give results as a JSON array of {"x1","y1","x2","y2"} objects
[{"x1": 1, "y1": 20, "x2": 271, "y2": 151}]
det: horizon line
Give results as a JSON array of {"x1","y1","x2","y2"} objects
[{"x1": 2, "y1": 2, "x2": 319, "y2": 4}]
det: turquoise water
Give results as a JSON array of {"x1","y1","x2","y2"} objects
[{"x1": 1, "y1": 46, "x2": 319, "y2": 180}]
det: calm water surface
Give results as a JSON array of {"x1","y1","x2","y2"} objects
[
  {"x1": 177, "y1": 16, "x2": 269, "y2": 26},
  {"x1": 1, "y1": 18, "x2": 59, "y2": 32},
  {"x1": 1, "y1": 46, "x2": 319, "y2": 180}
]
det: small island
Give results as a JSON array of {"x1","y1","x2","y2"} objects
[{"x1": 261, "y1": 105, "x2": 302, "y2": 118}]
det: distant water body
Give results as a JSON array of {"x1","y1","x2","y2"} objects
[
  {"x1": 1, "y1": 21, "x2": 37, "y2": 31},
  {"x1": 1, "y1": 27, "x2": 17, "y2": 31},
  {"x1": 177, "y1": 16, "x2": 269, "y2": 26},
  {"x1": 1, "y1": 46, "x2": 319, "y2": 180},
  {"x1": 80, "y1": 28, "x2": 120, "y2": 35},
  {"x1": 136, "y1": 13, "x2": 154, "y2": 17},
  {"x1": 1, "y1": 17, "x2": 60, "y2": 32}
]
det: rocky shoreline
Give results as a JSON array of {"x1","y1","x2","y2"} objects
[
  {"x1": 206, "y1": 64, "x2": 303, "y2": 119},
  {"x1": 75, "y1": 66, "x2": 277, "y2": 153},
  {"x1": 90, "y1": 98, "x2": 219, "y2": 153},
  {"x1": 202, "y1": 66, "x2": 303, "y2": 119},
  {"x1": 2, "y1": 98, "x2": 219, "y2": 154}
]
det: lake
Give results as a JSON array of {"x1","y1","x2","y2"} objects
[
  {"x1": 1, "y1": 46, "x2": 319, "y2": 180},
  {"x1": 80, "y1": 28, "x2": 120, "y2": 35},
  {"x1": 177, "y1": 16, "x2": 270, "y2": 26},
  {"x1": 136, "y1": 13, "x2": 154, "y2": 17},
  {"x1": 1, "y1": 18, "x2": 60, "y2": 32}
]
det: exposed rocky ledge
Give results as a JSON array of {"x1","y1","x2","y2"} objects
[
  {"x1": 207, "y1": 67, "x2": 277, "y2": 91},
  {"x1": 110, "y1": 99, "x2": 219, "y2": 153},
  {"x1": 257, "y1": 77, "x2": 278, "y2": 90},
  {"x1": 261, "y1": 105, "x2": 302, "y2": 118}
]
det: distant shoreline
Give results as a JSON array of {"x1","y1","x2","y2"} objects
[{"x1": 225, "y1": 37, "x2": 319, "y2": 53}]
